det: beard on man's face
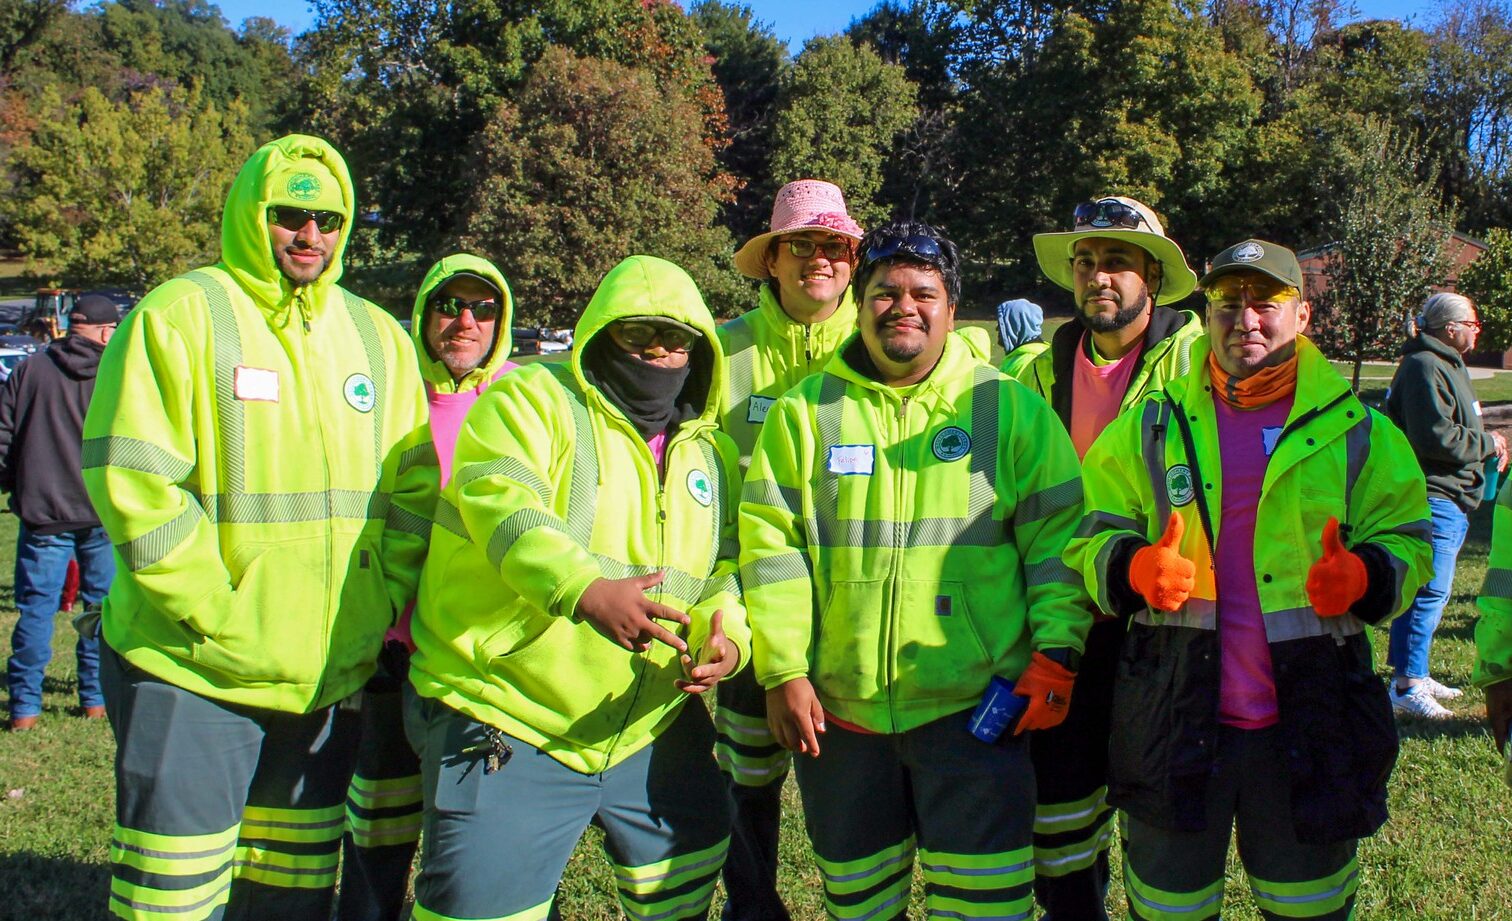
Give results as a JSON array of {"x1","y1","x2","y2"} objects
[{"x1": 1080, "y1": 290, "x2": 1148, "y2": 334}]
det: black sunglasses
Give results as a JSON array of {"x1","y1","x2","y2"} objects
[
  {"x1": 864, "y1": 234, "x2": 945, "y2": 264},
  {"x1": 614, "y1": 321, "x2": 698, "y2": 353},
  {"x1": 268, "y1": 206, "x2": 344, "y2": 234},
  {"x1": 429, "y1": 295, "x2": 502, "y2": 322},
  {"x1": 1073, "y1": 200, "x2": 1149, "y2": 231}
]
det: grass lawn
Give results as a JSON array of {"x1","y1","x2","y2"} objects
[{"x1": 3, "y1": 489, "x2": 1512, "y2": 916}]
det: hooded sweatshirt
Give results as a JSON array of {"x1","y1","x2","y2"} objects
[
  {"x1": 1385, "y1": 331, "x2": 1497, "y2": 513},
  {"x1": 0, "y1": 335, "x2": 107, "y2": 532},
  {"x1": 82, "y1": 135, "x2": 437, "y2": 713},
  {"x1": 410, "y1": 255, "x2": 749, "y2": 774},
  {"x1": 410, "y1": 254, "x2": 519, "y2": 486}
]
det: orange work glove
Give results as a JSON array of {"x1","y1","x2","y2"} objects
[
  {"x1": 1128, "y1": 513, "x2": 1196, "y2": 612},
  {"x1": 1013, "y1": 652, "x2": 1076, "y2": 735},
  {"x1": 1306, "y1": 517, "x2": 1368, "y2": 617}
]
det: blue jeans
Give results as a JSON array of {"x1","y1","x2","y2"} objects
[
  {"x1": 5, "y1": 524, "x2": 115, "y2": 718},
  {"x1": 1387, "y1": 497, "x2": 1469, "y2": 681}
]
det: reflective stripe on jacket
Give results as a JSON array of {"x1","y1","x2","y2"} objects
[
  {"x1": 82, "y1": 135, "x2": 436, "y2": 713},
  {"x1": 739, "y1": 332, "x2": 1091, "y2": 734},
  {"x1": 1065, "y1": 335, "x2": 1432, "y2": 841},
  {"x1": 409, "y1": 255, "x2": 749, "y2": 775},
  {"x1": 718, "y1": 284, "x2": 857, "y2": 463}
]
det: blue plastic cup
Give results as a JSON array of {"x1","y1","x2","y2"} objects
[
  {"x1": 967, "y1": 676, "x2": 1028, "y2": 743},
  {"x1": 1486, "y1": 456, "x2": 1501, "y2": 502}
]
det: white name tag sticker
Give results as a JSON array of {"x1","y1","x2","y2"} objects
[
  {"x1": 234, "y1": 366, "x2": 279, "y2": 402},
  {"x1": 827, "y1": 444, "x2": 875, "y2": 476},
  {"x1": 747, "y1": 395, "x2": 775, "y2": 425},
  {"x1": 1475, "y1": 400, "x2": 1484, "y2": 417}
]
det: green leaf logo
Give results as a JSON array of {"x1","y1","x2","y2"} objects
[
  {"x1": 287, "y1": 172, "x2": 322, "y2": 202},
  {"x1": 344, "y1": 373, "x2": 377, "y2": 413}
]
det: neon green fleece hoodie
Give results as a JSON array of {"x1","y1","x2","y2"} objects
[
  {"x1": 409, "y1": 255, "x2": 750, "y2": 775},
  {"x1": 718, "y1": 284, "x2": 858, "y2": 462},
  {"x1": 82, "y1": 135, "x2": 437, "y2": 713},
  {"x1": 739, "y1": 332, "x2": 1091, "y2": 733}
]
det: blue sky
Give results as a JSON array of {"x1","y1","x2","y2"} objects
[{"x1": 215, "y1": 0, "x2": 1441, "y2": 49}]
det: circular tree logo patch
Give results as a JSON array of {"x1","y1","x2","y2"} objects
[
  {"x1": 932, "y1": 426, "x2": 971, "y2": 461},
  {"x1": 286, "y1": 172, "x2": 323, "y2": 202},
  {"x1": 687, "y1": 469, "x2": 713, "y2": 507},
  {"x1": 344, "y1": 373, "x2": 376, "y2": 413},
  {"x1": 1232, "y1": 242, "x2": 1265, "y2": 263},
  {"x1": 1165, "y1": 464, "x2": 1195, "y2": 506}
]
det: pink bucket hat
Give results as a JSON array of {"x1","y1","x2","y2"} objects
[{"x1": 734, "y1": 180, "x2": 864, "y2": 279}]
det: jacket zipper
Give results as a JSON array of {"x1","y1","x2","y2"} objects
[
  {"x1": 296, "y1": 291, "x2": 335, "y2": 702},
  {"x1": 885, "y1": 394, "x2": 909, "y2": 731}
]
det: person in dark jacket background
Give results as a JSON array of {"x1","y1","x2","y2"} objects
[
  {"x1": 1385, "y1": 291, "x2": 1508, "y2": 719},
  {"x1": 1, "y1": 294, "x2": 119, "y2": 731}
]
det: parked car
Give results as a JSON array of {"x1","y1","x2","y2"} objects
[
  {"x1": 0, "y1": 346, "x2": 30, "y2": 383},
  {"x1": 510, "y1": 327, "x2": 574, "y2": 357}
]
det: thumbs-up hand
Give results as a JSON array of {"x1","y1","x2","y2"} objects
[
  {"x1": 1128, "y1": 513, "x2": 1197, "y2": 612},
  {"x1": 1306, "y1": 517, "x2": 1368, "y2": 617}
]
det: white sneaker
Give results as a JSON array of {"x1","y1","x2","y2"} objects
[
  {"x1": 1391, "y1": 684, "x2": 1453, "y2": 720},
  {"x1": 1422, "y1": 677, "x2": 1463, "y2": 700}
]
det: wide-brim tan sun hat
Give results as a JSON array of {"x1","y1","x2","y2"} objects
[
  {"x1": 734, "y1": 179, "x2": 864, "y2": 279},
  {"x1": 1032, "y1": 196, "x2": 1198, "y2": 306}
]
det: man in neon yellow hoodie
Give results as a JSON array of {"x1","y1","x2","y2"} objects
[
  {"x1": 740, "y1": 219, "x2": 1091, "y2": 920},
  {"x1": 407, "y1": 255, "x2": 748, "y2": 921},
  {"x1": 82, "y1": 135, "x2": 436, "y2": 921},
  {"x1": 338, "y1": 254, "x2": 518, "y2": 921},
  {"x1": 717, "y1": 178, "x2": 863, "y2": 921}
]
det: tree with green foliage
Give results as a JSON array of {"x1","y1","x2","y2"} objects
[
  {"x1": 769, "y1": 36, "x2": 918, "y2": 228},
  {"x1": 295, "y1": 0, "x2": 732, "y2": 261},
  {"x1": 456, "y1": 47, "x2": 740, "y2": 325},
  {"x1": 1457, "y1": 227, "x2": 1512, "y2": 351},
  {"x1": 691, "y1": 1, "x2": 790, "y2": 235},
  {"x1": 1308, "y1": 123, "x2": 1454, "y2": 388},
  {"x1": 3, "y1": 84, "x2": 253, "y2": 291},
  {"x1": 948, "y1": 0, "x2": 1259, "y2": 293}
]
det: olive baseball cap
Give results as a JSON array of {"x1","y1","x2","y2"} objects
[{"x1": 1199, "y1": 239, "x2": 1303, "y2": 289}]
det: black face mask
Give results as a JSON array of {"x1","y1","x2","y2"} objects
[{"x1": 581, "y1": 334, "x2": 697, "y2": 440}]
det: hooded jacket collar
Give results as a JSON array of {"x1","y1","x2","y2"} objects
[
  {"x1": 46, "y1": 334, "x2": 105, "y2": 380},
  {"x1": 1403, "y1": 330, "x2": 1467, "y2": 369},
  {"x1": 1047, "y1": 304, "x2": 1196, "y2": 424},
  {"x1": 826, "y1": 327, "x2": 978, "y2": 400},
  {"x1": 218, "y1": 135, "x2": 354, "y2": 318},
  {"x1": 753, "y1": 283, "x2": 858, "y2": 340},
  {"x1": 410, "y1": 254, "x2": 517, "y2": 393}
]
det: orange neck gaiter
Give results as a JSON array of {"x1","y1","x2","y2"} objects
[{"x1": 1207, "y1": 350, "x2": 1299, "y2": 409}]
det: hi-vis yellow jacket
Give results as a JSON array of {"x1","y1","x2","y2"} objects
[
  {"x1": 82, "y1": 135, "x2": 437, "y2": 713},
  {"x1": 739, "y1": 332, "x2": 1090, "y2": 734},
  {"x1": 409, "y1": 256, "x2": 750, "y2": 775},
  {"x1": 1064, "y1": 335, "x2": 1431, "y2": 839},
  {"x1": 717, "y1": 284, "x2": 857, "y2": 462},
  {"x1": 1475, "y1": 487, "x2": 1512, "y2": 688}
]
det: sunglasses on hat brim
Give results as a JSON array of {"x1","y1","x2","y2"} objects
[{"x1": 1072, "y1": 200, "x2": 1150, "y2": 231}]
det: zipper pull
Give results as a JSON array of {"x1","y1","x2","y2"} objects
[
  {"x1": 897, "y1": 395, "x2": 908, "y2": 420},
  {"x1": 804, "y1": 325, "x2": 812, "y2": 364},
  {"x1": 296, "y1": 290, "x2": 312, "y2": 332}
]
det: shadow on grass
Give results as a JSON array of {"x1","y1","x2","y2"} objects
[
  {"x1": 1393, "y1": 713, "x2": 1493, "y2": 743},
  {"x1": 0, "y1": 851, "x2": 110, "y2": 920}
]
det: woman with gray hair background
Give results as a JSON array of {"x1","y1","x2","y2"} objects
[{"x1": 1385, "y1": 291, "x2": 1509, "y2": 718}]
